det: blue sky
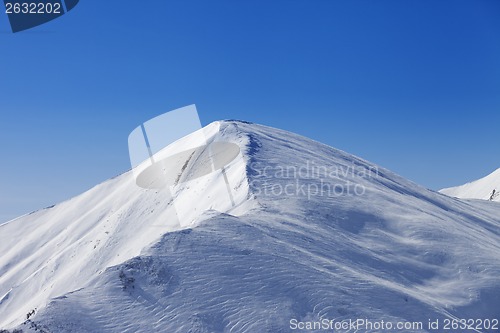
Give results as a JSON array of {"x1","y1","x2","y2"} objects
[{"x1": 1, "y1": 0, "x2": 499, "y2": 222}]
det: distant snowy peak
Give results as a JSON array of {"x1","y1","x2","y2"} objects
[{"x1": 440, "y1": 168, "x2": 500, "y2": 202}]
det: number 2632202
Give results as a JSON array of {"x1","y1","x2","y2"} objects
[{"x1": 5, "y1": 2, "x2": 62, "y2": 14}]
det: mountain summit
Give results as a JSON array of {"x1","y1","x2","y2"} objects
[
  {"x1": 440, "y1": 168, "x2": 500, "y2": 202},
  {"x1": 1, "y1": 121, "x2": 499, "y2": 332}
]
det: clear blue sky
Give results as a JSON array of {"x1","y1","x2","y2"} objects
[{"x1": 1, "y1": 0, "x2": 499, "y2": 222}]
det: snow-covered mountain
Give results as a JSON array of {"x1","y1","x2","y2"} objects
[
  {"x1": 1, "y1": 121, "x2": 499, "y2": 333},
  {"x1": 440, "y1": 168, "x2": 500, "y2": 202}
]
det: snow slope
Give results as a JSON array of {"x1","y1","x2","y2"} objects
[
  {"x1": 1, "y1": 121, "x2": 500, "y2": 333},
  {"x1": 440, "y1": 168, "x2": 500, "y2": 202}
]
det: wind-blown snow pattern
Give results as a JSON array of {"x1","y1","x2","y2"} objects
[
  {"x1": 1, "y1": 121, "x2": 499, "y2": 332},
  {"x1": 440, "y1": 168, "x2": 500, "y2": 202}
]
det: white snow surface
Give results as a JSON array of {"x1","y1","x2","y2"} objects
[
  {"x1": 0, "y1": 120, "x2": 499, "y2": 332},
  {"x1": 440, "y1": 168, "x2": 500, "y2": 202}
]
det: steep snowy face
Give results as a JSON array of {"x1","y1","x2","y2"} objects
[
  {"x1": 1, "y1": 121, "x2": 500, "y2": 332},
  {"x1": 440, "y1": 168, "x2": 500, "y2": 202},
  {"x1": 0, "y1": 121, "x2": 254, "y2": 329}
]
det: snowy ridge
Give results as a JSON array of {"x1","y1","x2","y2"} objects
[
  {"x1": 0, "y1": 121, "x2": 254, "y2": 330},
  {"x1": 1, "y1": 121, "x2": 499, "y2": 332},
  {"x1": 440, "y1": 168, "x2": 500, "y2": 202}
]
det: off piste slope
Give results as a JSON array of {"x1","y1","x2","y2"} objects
[
  {"x1": 440, "y1": 168, "x2": 500, "y2": 202},
  {"x1": 1, "y1": 121, "x2": 500, "y2": 332},
  {"x1": 0, "y1": 121, "x2": 253, "y2": 329}
]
